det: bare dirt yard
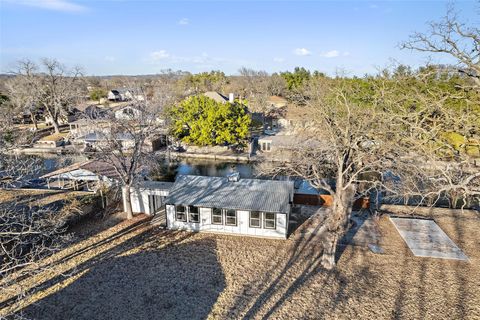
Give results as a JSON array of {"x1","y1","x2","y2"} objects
[{"x1": 1, "y1": 206, "x2": 479, "y2": 320}]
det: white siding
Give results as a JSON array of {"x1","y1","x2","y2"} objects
[
  {"x1": 165, "y1": 205, "x2": 287, "y2": 239},
  {"x1": 128, "y1": 188, "x2": 169, "y2": 215}
]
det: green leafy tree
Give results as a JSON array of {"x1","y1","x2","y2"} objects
[
  {"x1": 181, "y1": 71, "x2": 227, "y2": 94},
  {"x1": 90, "y1": 88, "x2": 107, "y2": 102},
  {"x1": 280, "y1": 67, "x2": 311, "y2": 90},
  {"x1": 170, "y1": 95, "x2": 251, "y2": 146}
]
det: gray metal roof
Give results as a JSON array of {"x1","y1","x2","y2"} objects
[
  {"x1": 137, "y1": 180, "x2": 174, "y2": 190},
  {"x1": 203, "y1": 91, "x2": 228, "y2": 103},
  {"x1": 166, "y1": 175, "x2": 294, "y2": 213}
]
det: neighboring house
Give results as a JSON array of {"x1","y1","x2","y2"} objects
[
  {"x1": 203, "y1": 91, "x2": 235, "y2": 104},
  {"x1": 263, "y1": 101, "x2": 313, "y2": 134},
  {"x1": 84, "y1": 105, "x2": 112, "y2": 119},
  {"x1": 113, "y1": 105, "x2": 143, "y2": 120},
  {"x1": 108, "y1": 90, "x2": 122, "y2": 101},
  {"x1": 44, "y1": 114, "x2": 76, "y2": 126},
  {"x1": 33, "y1": 133, "x2": 68, "y2": 149},
  {"x1": 256, "y1": 134, "x2": 317, "y2": 156},
  {"x1": 108, "y1": 88, "x2": 145, "y2": 102},
  {"x1": 277, "y1": 104, "x2": 312, "y2": 132},
  {"x1": 164, "y1": 175, "x2": 294, "y2": 239},
  {"x1": 41, "y1": 160, "x2": 120, "y2": 191},
  {"x1": 76, "y1": 131, "x2": 164, "y2": 152},
  {"x1": 80, "y1": 132, "x2": 136, "y2": 151},
  {"x1": 69, "y1": 119, "x2": 112, "y2": 139},
  {"x1": 266, "y1": 95, "x2": 288, "y2": 109}
]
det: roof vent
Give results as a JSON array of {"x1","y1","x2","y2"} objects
[{"x1": 227, "y1": 172, "x2": 240, "y2": 182}]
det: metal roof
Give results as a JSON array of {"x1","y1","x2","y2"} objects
[
  {"x1": 166, "y1": 175, "x2": 294, "y2": 213},
  {"x1": 41, "y1": 160, "x2": 121, "y2": 181},
  {"x1": 203, "y1": 91, "x2": 228, "y2": 103},
  {"x1": 137, "y1": 180, "x2": 174, "y2": 190}
]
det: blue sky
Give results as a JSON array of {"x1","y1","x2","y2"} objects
[{"x1": 0, "y1": 0, "x2": 478, "y2": 76}]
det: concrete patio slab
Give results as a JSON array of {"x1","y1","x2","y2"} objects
[{"x1": 389, "y1": 217, "x2": 468, "y2": 261}]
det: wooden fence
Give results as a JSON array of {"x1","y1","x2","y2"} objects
[{"x1": 293, "y1": 193, "x2": 370, "y2": 209}]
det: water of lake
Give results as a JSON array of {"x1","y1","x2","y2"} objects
[
  {"x1": 22, "y1": 155, "x2": 257, "y2": 181},
  {"x1": 149, "y1": 158, "x2": 256, "y2": 182}
]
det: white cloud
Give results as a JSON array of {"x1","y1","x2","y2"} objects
[
  {"x1": 178, "y1": 18, "x2": 189, "y2": 25},
  {"x1": 321, "y1": 50, "x2": 340, "y2": 58},
  {"x1": 273, "y1": 57, "x2": 285, "y2": 63},
  {"x1": 150, "y1": 50, "x2": 170, "y2": 61},
  {"x1": 369, "y1": 4, "x2": 379, "y2": 9},
  {"x1": 343, "y1": 51, "x2": 350, "y2": 57},
  {"x1": 104, "y1": 56, "x2": 116, "y2": 62},
  {"x1": 293, "y1": 48, "x2": 312, "y2": 56},
  {"x1": 9, "y1": 0, "x2": 87, "y2": 12}
]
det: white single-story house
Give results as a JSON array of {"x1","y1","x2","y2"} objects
[
  {"x1": 163, "y1": 175, "x2": 294, "y2": 239},
  {"x1": 33, "y1": 133, "x2": 68, "y2": 149},
  {"x1": 82, "y1": 132, "x2": 135, "y2": 150},
  {"x1": 45, "y1": 114, "x2": 76, "y2": 126},
  {"x1": 108, "y1": 89, "x2": 145, "y2": 102}
]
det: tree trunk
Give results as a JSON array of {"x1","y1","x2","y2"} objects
[
  {"x1": 30, "y1": 114, "x2": 38, "y2": 131},
  {"x1": 320, "y1": 184, "x2": 356, "y2": 269},
  {"x1": 122, "y1": 185, "x2": 133, "y2": 219},
  {"x1": 45, "y1": 106, "x2": 61, "y2": 134},
  {"x1": 50, "y1": 117, "x2": 61, "y2": 134},
  {"x1": 321, "y1": 231, "x2": 338, "y2": 269}
]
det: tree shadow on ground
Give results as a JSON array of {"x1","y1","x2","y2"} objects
[
  {"x1": 18, "y1": 232, "x2": 225, "y2": 320},
  {"x1": 221, "y1": 209, "x2": 377, "y2": 319},
  {"x1": 387, "y1": 208, "x2": 477, "y2": 320}
]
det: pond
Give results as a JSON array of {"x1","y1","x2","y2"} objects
[
  {"x1": 10, "y1": 154, "x2": 258, "y2": 182},
  {"x1": 150, "y1": 158, "x2": 257, "y2": 182}
]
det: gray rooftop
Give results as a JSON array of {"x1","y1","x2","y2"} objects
[
  {"x1": 166, "y1": 175, "x2": 294, "y2": 213},
  {"x1": 203, "y1": 91, "x2": 228, "y2": 103},
  {"x1": 137, "y1": 180, "x2": 174, "y2": 190}
]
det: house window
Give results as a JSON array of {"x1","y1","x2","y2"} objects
[
  {"x1": 212, "y1": 208, "x2": 223, "y2": 225},
  {"x1": 188, "y1": 205, "x2": 200, "y2": 223},
  {"x1": 261, "y1": 141, "x2": 271, "y2": 152},
  {"x1": 249, "y1": 211, "x2": 261, "y2": 228},
  {"x1": 225, "y1": 209, "x2": 237, "y2": 226},
  {"x1": 175, "y1": 205, "x2": 186, "y2": 222},
  {"x1": 123, "y1": 108, "x2": 134, "y2": 117},
  {"x1": 264, "y1": 212, "x2": 276, "y2": 229}
]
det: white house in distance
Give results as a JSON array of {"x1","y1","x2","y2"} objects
[
  {"x1": 113, "y1": 105, "x2": 143, "y2": 120},
  {"x1": 165, "y1": 174, "x2": 293, "y2": 239},
  {"x1": 108, "y1": 88, "x2": 145, "y2": 102},
  {"x1": 203, "y1": 91, "x2": 235, "y2": 104}
]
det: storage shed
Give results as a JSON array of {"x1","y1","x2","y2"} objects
[{"x1": 127, "y1": 181, "x2": 174, "y2": 215}]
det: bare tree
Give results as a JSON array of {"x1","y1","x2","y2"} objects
[
  {"x1": 0, "y1": 156, "x2": 43, "y2": 188},
  {"x1": 259, "y1": 78, "x2": 386, "y2": 269},
  {"x1": 0, "y1": 192, "x2": 84, "y2": 318},
  {"x1": 84, "y1": 90, "x2": 165, "y2": 219},
  {"x1": 258, "y1": 71, "x2": 479, "y2": 269},
  {"x1": 4, "y1": 61, "x2": 41, "y2": 130},
  {"x1": 9, "y1": 59, "x2": 85, "y2": 134},
  {"x1": 401, "y1": 5, "x2": 480, "y2": 89}
]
